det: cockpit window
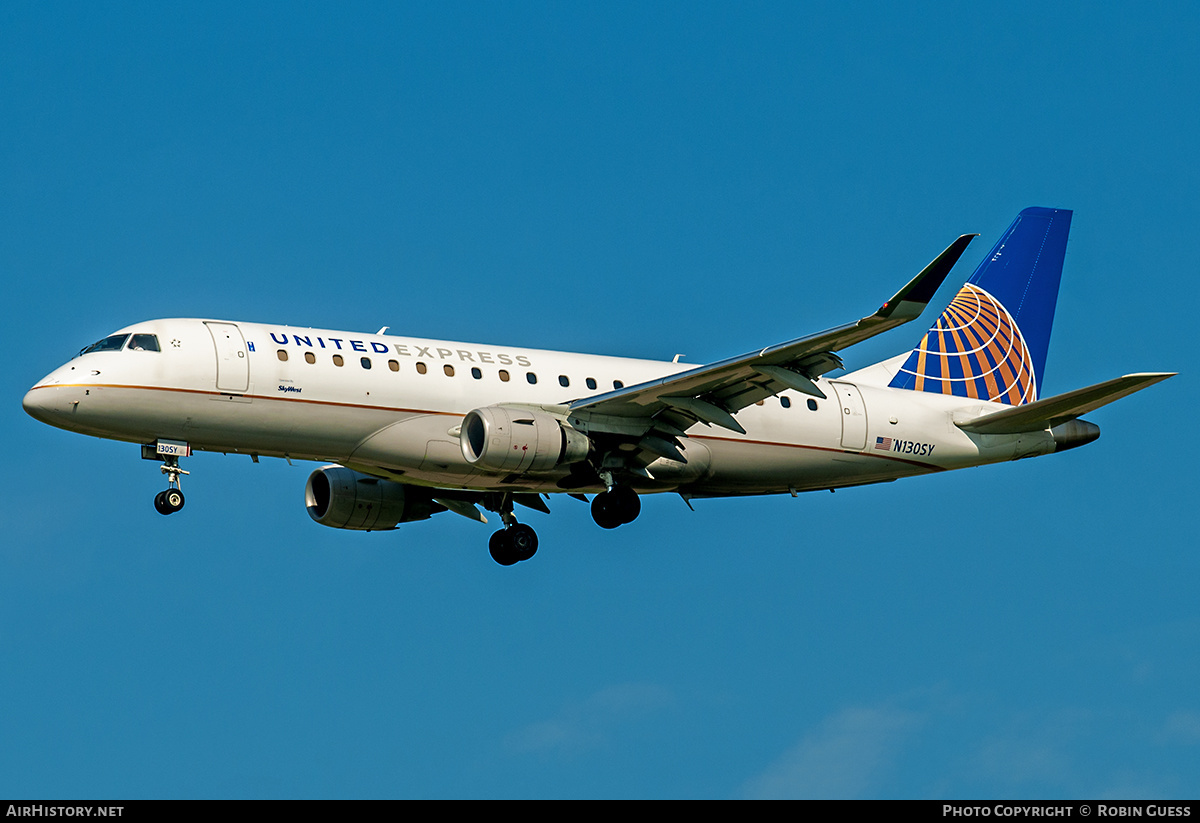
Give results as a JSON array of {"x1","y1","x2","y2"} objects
[
  {"x1": 128, "y1": 334, "x2": 160, "y2": 352},
  {"x1": 80, "y1": 334, "x2": 130, "y2": 356}
]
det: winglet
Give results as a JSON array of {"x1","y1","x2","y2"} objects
[{"x1": 874, "y1": 234, "x2": 977, "y2": 322}]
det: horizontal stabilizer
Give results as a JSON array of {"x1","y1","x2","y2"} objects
[{"x1": 956, "y1": 373, "x2": 1175, "y2": 434}]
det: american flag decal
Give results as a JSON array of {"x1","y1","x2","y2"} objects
[{"x1": 874, "y1": 436, "x2": 892, "y2": 451}]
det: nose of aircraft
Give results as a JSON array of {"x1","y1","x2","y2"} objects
[
  {"x1": 23, "y1": 384, "x2": 54, "y2": 424},
  {"x1": 23, "y1": 367, "x2": 75, "y2": 427}
]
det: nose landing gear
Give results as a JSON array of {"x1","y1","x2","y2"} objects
[
  {"x1": 146, "y1": 447, "x2": 190, "y2": 516},
  {"x1": 154, "y1": 487, "x2": 185, "y2": 515}
]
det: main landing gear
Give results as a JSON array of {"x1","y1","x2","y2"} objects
[
  {"x1": 485, "y1": 493, "x2": 540, "y2": 566},
  {"x1": 590, "y1": 483, "x2": 641, "y2": 530},
  {"x1": 152, "y1": 453, "x2": 189, "y2": 516},
  {"x1": 489, "y1": 523, "x2": 538, "y2": 566}
]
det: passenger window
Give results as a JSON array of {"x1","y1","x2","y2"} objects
[
  {"x1": 277, "y1": 350, "x2": 288, "y2": 362},
  {"x1": 80, "y1": 334, "x2": 129, "y2": 356},
  {"x1": 471, "y1": 367, "x2": 482, "y2": 379},
  {"x1": 361, "y1": 357, "x2": 372, "y2": 369},
  {"x1": 444, "y1": 364, "x2": 455, "y2": 377},
  {"x1": 129, "y1": 334, "x2": 160, "y2": 352},
  {"x1": 416, "y1": 362, "x2": 427, "y2": 375},
  {"x1": 527, "y1": 372, "x2": 537, "y2": 384},
  {"x1": 613, "y1": 380, "x2": 624, "y2": 389},
  {"x1": 388, "y1": 360, "x2": 399, "y2": 372},
  {"x1": 559, "y1": 375, "x2": 570, "y2": 387},
  {"x1": 780, "y1": 396, "x2": 791, "y2": 408},
  {"x1": 333, "y1": 355, "x2": 344, "y2": 367},
  {"x1": 498, "y1": 370, "x2": 510, "y2": 382},
  {"x1": 586, "y1": 377, "x2": 597, "y2": 390},
  {"x1": 807, "y1": 399, "x2": 818, "y2": 411},
  {"x1": 305, "y1": 352, "x2": 316, "y2": 364}
]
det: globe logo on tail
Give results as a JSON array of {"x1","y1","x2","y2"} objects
[{"x1": 892, "y1": 283, "x2": 1037, "y2": 405}]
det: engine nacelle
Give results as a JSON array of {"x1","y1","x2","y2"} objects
[
  {"x1": 460, "y1": 405, "x2": 591, "y2": 473},
  {"x1": 305, "y1": 466, "x2": 435, "y2": 531}
]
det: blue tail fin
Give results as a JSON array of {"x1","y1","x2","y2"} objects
[{"x1": 888, "y1": 207, "x2": 1072, "y2": 405}]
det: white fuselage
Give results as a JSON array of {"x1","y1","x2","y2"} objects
[{"x1": 24, "y1": 318, "x2": 1055, "y2": 497}]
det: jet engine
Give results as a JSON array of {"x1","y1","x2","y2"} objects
[
  {"x1": 460, "y1": 405, "x2": 591, "y2": 473},
  {"x1": 305, "y1": 466, "x2": 436, "y2": 530}
]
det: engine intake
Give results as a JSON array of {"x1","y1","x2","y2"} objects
[
  {"x1": 305, "y1": 466, "x2": 435, "y2": 530},
  {"x1": 460, "y1": 405, "x2": 590, "y2": 473}
]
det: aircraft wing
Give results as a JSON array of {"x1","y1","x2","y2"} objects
[
  {"x1": 566, "y1": 234, "x2": 977, "y2": 439},
  {"x1": 955, "y1": 372, "x2": 1176, "y2": 434}
]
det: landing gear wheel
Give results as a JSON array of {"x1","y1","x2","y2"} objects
[
  {"x1": 591, "y1": 486, "x2": 640, "y2": 529},
  {"x1": 489, "y1": 529, "x2": 520, "y2": 566},
  {"x1": 163, "y1": 488, "x2": 185, "y2": 512},
  {"x1": 591, "y1": 493, "x2": 623, "y2": 529},
  {"x1": 482, "y1": 493, "x2": 540, "y2": 565},
  {"x1": 509, "y1": 524, "x2": 538, "y2": 561},
  {"x1": 155, "y1": 488, "x2": 185, "y2": 515},
  {"x1": 609, "y1": 485, "x2": 641, "y2": 524},
  {"x1": 489, "y1": 524, "x2": 539, "y2": 565}
]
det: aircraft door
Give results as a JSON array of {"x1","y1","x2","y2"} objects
[
  {"x1": 830, "y1": 382, "x2": 867, "y2": 450},
  {"x1": 205, "y1": 322, "x2": 250, "y2": 393}
]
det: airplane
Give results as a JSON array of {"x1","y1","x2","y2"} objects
[{"x1": 23, "y1": 207, "x2": 1174, "y2": 565}]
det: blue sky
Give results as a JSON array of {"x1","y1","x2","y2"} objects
[{"x1": 2, "y1": 2, "x2": 1197, "y2": 798}]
